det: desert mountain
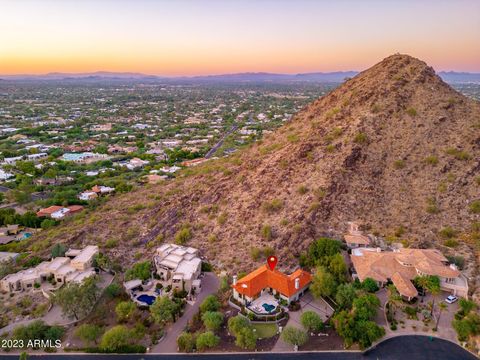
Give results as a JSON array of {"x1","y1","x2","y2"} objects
[{"x1": 37, "y1": 54, "x2": 480, "y2": 295}]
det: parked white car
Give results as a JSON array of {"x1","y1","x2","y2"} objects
[{"x1": 445, "y1": 295, "x2": 458, "y2": 304}]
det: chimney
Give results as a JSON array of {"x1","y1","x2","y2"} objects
[
  {"x1": 295, "y1": 278, "x2": 300, "y2": 290},
  {"x1": 233, "y1": 275, "x2": 238, "y2": 286},
  {"x1": 449, "y1": 263, "x2": 458, "y2": 271}
]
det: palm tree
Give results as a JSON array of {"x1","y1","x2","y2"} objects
[
  {"x1": 415, "y1": 275, "x2": 430, "y2": 303},
  {"x1": 434, "y1": 302, "x2": 447, "y2": 331},
  {"x1": 387, "y1": 284, "x2": 403, "y2": 317},
  {"x1": 426, "y1": 276, "x2": 441, "y2": 317}
]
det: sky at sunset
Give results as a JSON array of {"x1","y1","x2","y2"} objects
[{"x1": 0, "y1": 0, "x2": 479, "y2": 76}]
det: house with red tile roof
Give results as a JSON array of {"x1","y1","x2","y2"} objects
[
  {"x1": 36, "y1": 205, "x2": 84, "y2": 219},
  {"x1": 232, "y1": 264, "x2": 312, "y2": 307}
]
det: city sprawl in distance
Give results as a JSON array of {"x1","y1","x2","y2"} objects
[{"x1": 0, "y1": 1, "x2": 479, "y2": 359}]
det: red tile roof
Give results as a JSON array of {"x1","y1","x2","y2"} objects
[
  {"x1": 67, "y1": 205, "x2": 84, "y2": 213},
  {"x1": 232, "y1": 265, "x2": 312, "y2": 298},
  {"x1": 36, "y1": 205, "x2": 63, "y2": 217}
]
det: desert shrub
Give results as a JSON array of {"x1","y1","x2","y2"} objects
[
  {"x1": 469, "y1": 200, "x2": 480, "y2": 214},
  {"x1": 406, "y1": 107, "x2": 417, "y2": 116},
  {"x1": 444, "y1": 239, "x2": 459, "y2": 248},
  {"x1": 175, "y1": 226, "x2": 192, "y2": 245},
  {"x1": 393, "y1": 159, "x2": 405, "y2": 169},
  {"x1": 426, "y1": 197, "x2": 440, "y2": 214},
  {"x1": 353, "y1": 132, "x2": 368, "y2": 144},
  {"x1": 250, "y1": 247, "x2": 261, "y2": 260},
  {"x1": 297, "y1": 185, "x2": 308, "y2": 195},
  {"x1": 445, "y1": 148, "x2": 471, "y2": 160},
  {"x1": 261, "y1": 224, "x2": 272, "y2": 240},
  {"x1": 263, "y1": 246, "x2": 274, "y2": 257},
  {"x1": 281, "y1": 326, "x2": 308, "y2": 347},
  {"x1": 199, "y1": 295, "x2": 220, "y2": 313},
  {"x1": 424, "y1": 155, "x2": 438, "y2": 165},
  {"x1": 201, "y1": 311, "x2": 224, "y2": 331},
  {"x1": 105, "y1": 239, "x2": 118, "y2": 249},
  {"x1": 177, "y1": 332, "x2": 195, "y2": 353},
  {"x1": 439, "y1": 226, "x2": 457, "y2": 239},
  {"x1": 262, "y1": 199, "x2": 283, "y2": 213},
  {"x1": 325, "y1": 144, "x2": 336, "y2": 153},
  {"x1": 217, "y1": 212, "x2": 227, "y2": 225}
]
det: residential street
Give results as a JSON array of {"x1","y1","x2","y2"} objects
[
  {"x1": 0, "y1": 336, "x2": 475, "y2": 359},
  {"x1": 152, "y1": 272, "x2": 219, "y2": 353}
]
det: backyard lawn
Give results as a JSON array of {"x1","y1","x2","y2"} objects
[{"x1": 252, "y1": 323, "x2": 278, "y2": 338}]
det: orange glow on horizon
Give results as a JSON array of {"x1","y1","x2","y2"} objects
[{"x1": 0, "y1": 0, "x2": 479, "y2": 75}]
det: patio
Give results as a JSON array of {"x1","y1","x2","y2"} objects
[{"x1": 248, "y1": 293, "x2": 280, "y2": 314}]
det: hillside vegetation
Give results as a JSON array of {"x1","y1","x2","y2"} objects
[{"x1": 31, "y1": 54, "x2": 480, "y2": 297}]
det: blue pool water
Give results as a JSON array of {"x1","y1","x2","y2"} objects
[
  {"x1": 137, "y1": 294, "x2": 156, "y2": 306},
  {"x1": 262, "y1": 303, "x2": 275, "y2": 312}
]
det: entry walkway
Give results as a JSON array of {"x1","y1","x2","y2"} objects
[
  {"x1": 272, "y1": 293, "x2": 334, "y2": 352},
  {"x1": 152, "y1": 272, "x2": 219, "y2": 353}
]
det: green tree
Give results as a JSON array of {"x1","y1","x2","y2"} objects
[
  {"x1": 335, "y1": 283, "x2": 357, "y2": 310},
  {"x1": 115, "y1": 301, "x2": 137, "y2": 322},
  {"x1": 361, "y1": 278, "x2": 379, "y2": 293},
  {"x1": 352, "y1": 293, "x2": 380, "y2": 321},
  {"x1": 13, "y1": 321, "x2": 64, "y2": 348},
  {"x1": 201, "y1": 311, "x2": 224, "y2": 332},
  {"x1": 300, "y1": 311, "x2": 324, "y2": 332},
  {"x1": 310, "y1": 266, "x2": 337, "y2": 298},
  {"x1": 234, "y1": 326, "x2": 257, "y2": 349},
  {"x1": 281, "y1": 326, "x2": 308, "y2": 347},
  {"x1": 227, "y1": 315, "x2": 250, "y2": 335},
  {"x1": 40, "y1": 218, "x2": 57, "y2": 229},
  {"x1": 227, "y1": 315, "x2": 257, "y2": 350},
  {"x1": 74, "y1": 324, "x2": 103, "y2": 345},
  {"x1": 53, "y1": 277, "x2": 99, "y2": 320},
  {"x1": 105, "y1": 283, "x2": 122, "y2": 298},
  {"x1": 150, "y1": 296, "x2": 180, "y2": 324},
  {"x1": 196, "y1": 331, "x2": 220, "y2": 351},
  {"x1": 328, "y1": 253, "x2": 347, "y2": 282},
  {"x1": 304, "y1": 237, "x2": 341, "y2": 267},
  {"x1": 355, "y1": 320, "x2": 385, "y2": 348},
  {"x1": 124, "y1": 261, "x2": 151, "y2": 281},
  {"x1": 200, "y1": 295, "x2": 220, "y2": 313},
  {"x1": 100, "y1": 325, "x2": 131, "y2": 352}
]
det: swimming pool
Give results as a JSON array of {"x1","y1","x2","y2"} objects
[
  {"x1": 262, "y1": 303, "x2": 276, "y2": 313},
  {"x1": 137, "y1": 294, "x2": 156, "y2": 306}
]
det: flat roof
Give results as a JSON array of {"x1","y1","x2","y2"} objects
[{"x1": 71, "y1": 245, "x2": 98, "y2": 263}]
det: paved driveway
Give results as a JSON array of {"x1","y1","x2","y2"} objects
[
  {"x1": 272, "y1": 293, "x2": 333, "y2": 352},
  {"x1": 152, "y1": 272, "x2": 219, "y2": 353}
]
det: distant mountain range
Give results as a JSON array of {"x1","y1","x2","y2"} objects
[{"x1": 1, "y1": 70, "x2": 480, "y2": 83}]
